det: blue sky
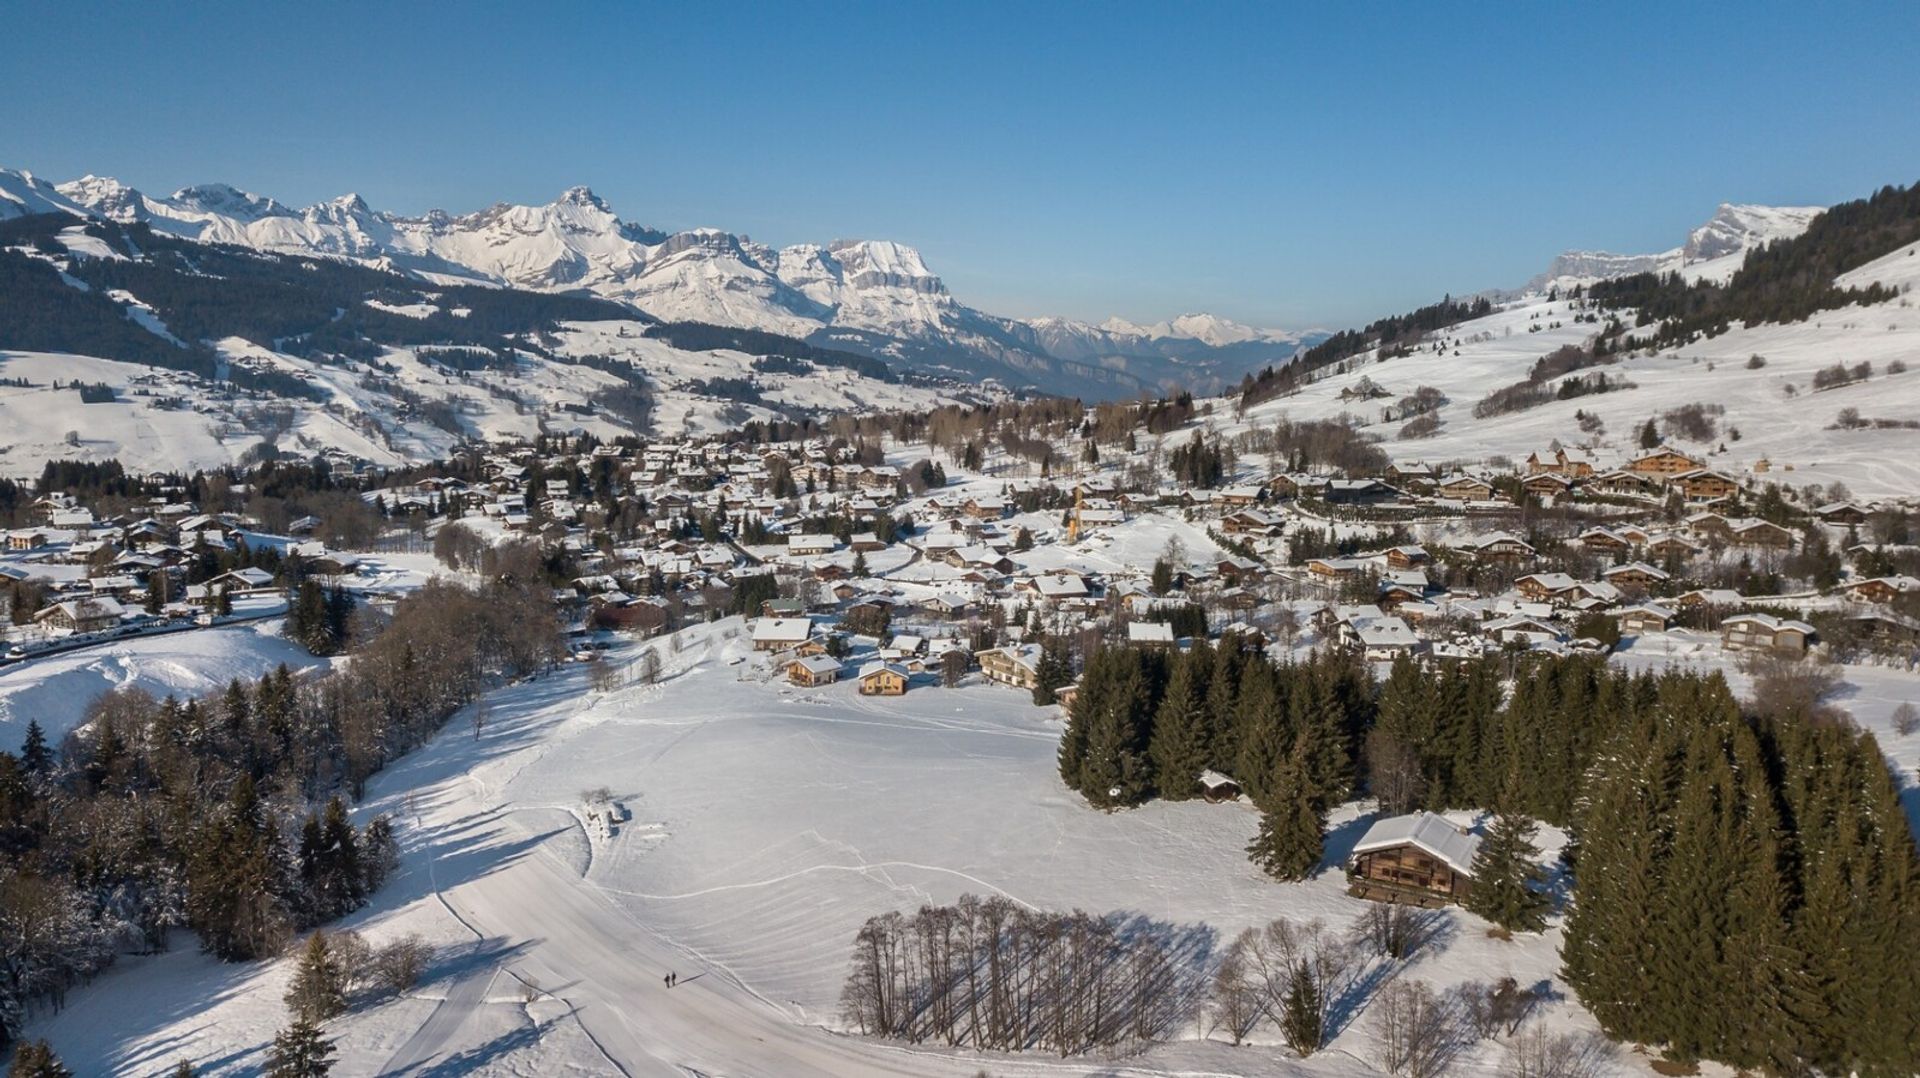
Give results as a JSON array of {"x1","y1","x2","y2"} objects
[{"x1": 3, "y1": 1, "x2": 1916, "y2": 328}]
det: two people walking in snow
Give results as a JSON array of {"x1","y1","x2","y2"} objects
[{"x1": 664, "y1": 971, "x2": 678, "y2": 988}]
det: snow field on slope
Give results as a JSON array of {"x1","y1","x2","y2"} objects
[
  {"x1": 0, "y1": 618, "x2": 330, "y2": 752},
  {"x1": 1231, "y1": 291, "x2": 1920, "y2": 500}
]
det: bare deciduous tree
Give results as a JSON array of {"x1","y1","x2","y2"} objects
[
  {"x1": 1373, "y1": 979, "x2": 1463, "y2": 1078},
  {"x1": 1500, "y1": 1026, "x2": 1617, "y2": 1078},
  {"x1": 1209, "y1": 934, "x2": 1264, "y2": 1047}
]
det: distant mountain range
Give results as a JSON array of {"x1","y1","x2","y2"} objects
[
  {"x1": 2, "y1": 167, "x2": 1319, "y2": 398},
  {"x1": 1523, "y1": 202, "x2": 1825, "y2": 294}
]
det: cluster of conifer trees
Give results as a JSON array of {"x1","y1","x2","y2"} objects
[
  {"x1": 1564, "y1": 668, "x2": 1920, "y2": 1073},
  {"x1": 286, "y1": 580, "x2": 354, "y2": 657},
  {"x1": 1587, "y1": 180, "x2": 1920, "y2": 350},
  {"x1": 0, "y1": 574, "x2": 559, "y2": 1049},
  {"x1": 1056, "y1": 640, "x2": 1372, "y2": 880},
  {"x1": 1056, "y1": 643, "x2": 1920, "y2": 1071}
]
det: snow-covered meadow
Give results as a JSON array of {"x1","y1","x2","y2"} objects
[{"x1": 29, "y1": 603, "x2": 1920, "y2": 1076}]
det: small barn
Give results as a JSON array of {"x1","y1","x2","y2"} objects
[
  {"x1": 1348, "y1": 811, "x2": 1481, "y2": 907},
  {"x1": 1198, "y1": 769, "x2": 1241, "y2": 803}
]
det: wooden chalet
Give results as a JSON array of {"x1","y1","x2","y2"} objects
[
  {"x1": 856, "y1": 661, "x2": 910, "y2": 696},
  {"x1": 1721, "y1": 613, "x2": 1816, "y2": 655},
  {"x1": 1198, "y1": 769, "x2": 1242, "y2": 803},
  {"x1": 1670, "y1": 469, "x2": 1740, "y2": 503},
  {"x1": 1348, "y1": 811, "x2": 1481, "y2": 908},
  {"x1": 976, "y1": 644, "x2": 1043, "y2": 690},
  {"x1": 1436, "y1": 474, "x2": 1495, "y2": 501},
  {"x1": 1627, "y1": 447, "x2": 1705, "y2": 477},
  {"x1": 1845, "y1": 576, "x2": 1920, "y2": 606},
  {"x1": 785, "y1": 654, "x2": 842, "y2": 687},
  {"x1": 1814, "y1": 502, "x2": 1870, "y2": 526}
]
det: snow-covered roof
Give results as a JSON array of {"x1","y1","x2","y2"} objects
[
  {"x1": 751, "y1": 617, "x2": 813, "y2": 643},
  {"x1": 1127, "y1": 622, "x2": 1176, "y2": 644},
  {"x1": 787, "y1": 654, "x2": 841, "y2": 676},
  {"x1": 1352, "y1": 811, "x2": 1482, "y2": 877},
  {"x1": 1198, "y1": 769, "x2": 1238, "y2": 790}
]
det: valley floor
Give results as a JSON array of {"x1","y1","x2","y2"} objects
[{"x1": 28, "y1": 619, "x2": 1920, "y2": 1076}]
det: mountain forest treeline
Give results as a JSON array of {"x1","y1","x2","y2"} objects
[{"x1": 1587, "y1": 179, "x2": 1920, "y2": 350}]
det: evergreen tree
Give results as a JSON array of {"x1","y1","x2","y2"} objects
[
  {"x1": 1291, "y1": 662, "x2": 1355, "y2": 805},
  {"x1": 1030, "y1": 637, "x2": 1073, "y2": 706},
  {"x1": 1065, "y1": 648, "x2": 1159, "y2": 808},
  {"x1": 1200, "y1": 643, "x2": 1242, "y2": 773},
  {"x1": 1149, "y1": 558, "x2": 1174, "y2": 596},
  {"x1": 6, "y1": 1040, "x2": 72, "y2": 1078},
  {"x1": 1147, "y1": 652, "x2": 1208, "y2": 799},
  {"x1": 285, "y1": 931, "x2": 347, "y2": 1023},
  {"x1": 265, "y1": 1017, "x2": 334, "y2": 1077},
  {"x1": 1231, "y1": 661, "x2": 1286, "y2": 804},
  {"x1": 1464, "y1": 776, "x2": 1551, "y2": 934},
  {"x1": 186, "y1": 775, "x2": 291, "y2": 959},
  {"x1": 1246, "y1": 736, "x2": 1324, "y2": 880},
  {"x1": 18, "y1": 719, "x2": 50, "y2": 776},
  {"x1": 170, "y1": 1063, "x2": 195, "y2": 1077},
  {"x1": 1280, "y1": 959, "x2": 1325, "y2": 1057}
]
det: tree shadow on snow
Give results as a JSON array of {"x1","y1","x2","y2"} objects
[{"x1": 387, "y1": 1008, "x2": 551, "y2": 1077}]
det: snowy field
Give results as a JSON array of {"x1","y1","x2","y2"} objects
[
  {"x1": 0, "y1": 617, "x2": 329, "y2": 753},
  {"x1": 29, "y1": 612, "x2": 1920, "y2": 1077}
]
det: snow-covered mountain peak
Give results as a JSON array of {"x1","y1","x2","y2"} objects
[
  {"x1": 557, "y1": 185, "x2": 612, "y2": 212},
  {"x1": 826, "y1": 239, "x2": 945, "y2": 294},
  {"x1": 1683, "y1": 202, "x2": 1824, "y2": 262},
  {"x1": 1527, "y1": 201, "x2": 1825, "y2": 293},
  {"x1": 1092, "y1": 313, "x2": 1285, "y2": 345},
  {"x1": 316, "y1": 192, "x2": 372, "y2": 215},
  {"x1": 168, "y1": 183, "x2": 286, "y2": 220},
  {"x1": 1159, "y1": 312, "x2": 1268, "y2": 346},
  {"x1": 2, "y1": 169, "x2": 87, "y2": 220},
  {"x1": 54, "y1": 174, "x2": 146, "y2": 221},
  {"x1": 5, "y1": 160, "x2": 1320, "y2": 397}
]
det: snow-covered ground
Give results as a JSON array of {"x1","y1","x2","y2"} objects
[
  {"x1": 0, "y1": 617, "x2": 329, "y2": 752},
  {"x1": 1222, "y1": 288, "x2": 1920, "y2": 501},
  {"x1": 33, "y1": 613, "x2": 1918, "y2": 1076}
]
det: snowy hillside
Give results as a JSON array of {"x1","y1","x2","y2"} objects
[
  {"x1": 0, "y1": 210, "x2": 979, "y2": 475},
  {"x1": 10, "y1": 166, "x2": 1311, "y2": 396},
  {"x1": 1228, "y1": 286, "x2": 1920, "y2": 501}
]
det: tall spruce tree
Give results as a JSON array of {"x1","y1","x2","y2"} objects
[
  {"x1": 18, "y1": 719, "x2": 50, "y2": 776},
  {"x1": 1232, "y1": 661, "x2": 1287, "y2": 805},
  {"x1": 1246, "y1": 735, "x2": 1324, "y2": 880},
  {"x1": 285, "y1": 931, "x2": 347, "y2": 1023},
  {"x1": 266, "y1": 1017, "x2": 334, "y2": 1077},
  {"x1": 1280, "y1": 959, "x2": 1325, "y2": 1057},
  {"x1": 1464, "y1": 774, "x2": 1551, "y2": 934},
  {"x1": 1147, "y1": 652, "x2": 1209, "y2": 799}
]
